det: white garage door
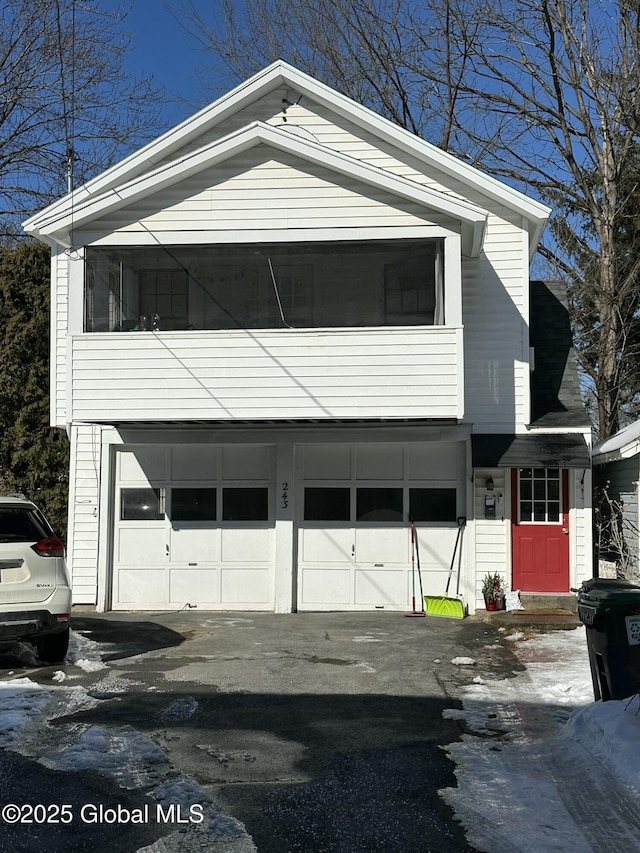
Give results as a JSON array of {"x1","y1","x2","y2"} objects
[
  {"x1": 297, "y1": 443, "x2": 465, "y2": 611},
  {"x1": 112, "y1": 445, "x2": 275, "y2": 610}
]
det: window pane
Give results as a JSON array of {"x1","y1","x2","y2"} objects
[
  {"x1": 521, "y1": 501, "x2": 532, "y2": 522},
  {"x1": 223, "y1": 488, "x2": 269, "y2": 521},
  {"x1": 533, "y1": 502, "x2": 546, "y2": 522},
  {"x1": 409, "y1": 489, "x2": 456, "y2": 522},
  {"x1": 534, "y1": 480, "x2": 546, "y2": 501},
  {"x1": 304, "y1": 488, "x2": 350, "y2": 521},
  {"x1": 171, "y1": 488, "x2": 216, "y2": 522},
  {"x1": 548, "y1": 502, "x2": 560, "y2": 522},
  {"x1": 520, "y1": 481, "x2": 532, "y2": 500},
  {"x1": 0, "y1": 508, "x2": 51, "y2": 542},
  {"x1": 548, "y1": 479, "x2": 559, "y2": 501},
  {"x1": 356, "y1": 488, "x2": 403, "y2": 522},
  {"x1": 520, "y1": 468, "x2": 532, "y2": 479},
  {"x1": 121, "y1": 488, "x2": 163, "y2": 521}
]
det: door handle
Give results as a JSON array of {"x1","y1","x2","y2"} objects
[
  {"x1": 562, "y1": 528, "x2": 569, "y2": 535},
  {"x1": 352, "y1": 544, "x2": 355, "y2": 556}
]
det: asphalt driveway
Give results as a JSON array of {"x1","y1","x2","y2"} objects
[{"x1": 1, "y1": 611, "x2": 525, "y2": 852}]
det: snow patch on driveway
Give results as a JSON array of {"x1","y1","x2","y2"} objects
[{"x1": 41, "y1": 724, "x2": 168, "y2": 788}]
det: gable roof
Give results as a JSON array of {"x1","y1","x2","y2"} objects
[
  {"x1": 24, "y1": 121, "x2": 490, "y2": 256},
  {"x1": 24, "y1": 62, "x2": 549, "y2": 254}
]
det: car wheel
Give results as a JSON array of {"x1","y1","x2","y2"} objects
[{"x1": 36, "y1": 627, "x2": 70, "y2": 663}]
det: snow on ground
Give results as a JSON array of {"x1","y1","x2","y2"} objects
[{"x1": 442, "y1": 626, "x2": 640, "y2": 852}]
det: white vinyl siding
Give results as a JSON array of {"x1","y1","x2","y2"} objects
[
  {"x1": 78, "y1": 147, "x2": 451, "y2": 242},
  {"x1": 69, "y1": 327, "x2": 462, "y2": 422},
  {"x1": 67, "y1": 424, "x2": 101, "y2": 604},
  {"x1": 473, "y1": 468, "x2": 509, "y2": 610}
]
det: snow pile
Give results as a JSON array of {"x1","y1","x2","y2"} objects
[
  {"x1": 442, "y1": 626, "x2": 640, "y2": 851},
  {"x1": 67, "y1": 629, "x2": 107, "y2": 672},
  {"x1": 563, "y1": 694, "x2": 640, "y2": 796}
]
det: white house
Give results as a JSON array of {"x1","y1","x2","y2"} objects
[{"x1": 24, "y1": 62, "x2": 592, "y2": 614}]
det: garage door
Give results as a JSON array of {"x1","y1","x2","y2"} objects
[
  {"x1": 112, "y1": 445, "x2": 275, "y2": 610},
  {"x1": 297, "y1": 443, "x2": 465, "y2": 611}
]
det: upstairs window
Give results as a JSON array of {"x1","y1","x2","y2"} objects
[{"x1": 84, "y1": 239, "x2": 444, "y2": 332}]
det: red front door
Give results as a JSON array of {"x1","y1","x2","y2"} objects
[{"x1": 511, "y1": 468, "x2": 569, "y2": 592}]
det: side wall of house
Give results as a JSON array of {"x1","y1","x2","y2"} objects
[{"x1": 594, "y1": 458, "x2": 639, "y2": 579}]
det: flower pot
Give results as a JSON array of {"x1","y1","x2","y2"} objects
[{"x1": 485, "y1": 599, "x2": 498, "y2": 612}]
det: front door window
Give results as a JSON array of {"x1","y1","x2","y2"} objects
[{"x1": 518, "y1": 467, "x2": 561, "y2": 523}]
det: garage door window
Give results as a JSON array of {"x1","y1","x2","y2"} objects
[
  {"x1": 223, "y1": 488, "x2": 269, "y2": 521},
  {"x1": 304, "y1": 488, "x2": 350, "y2": 521},
  {"x1": 120, "y1": 488, "x2": 164, "y2": 521},
  {"x1": 409, "y1": 488, "x2": 457, "y2": 522},
  {"x1": 356, "y1": 488, "x2": 403, "y2": 522},
  {"x1": 171, "y1": 488, "x2": 216, "y2": 522}
]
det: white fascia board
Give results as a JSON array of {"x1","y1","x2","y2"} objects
[
  {"x1": 24, "y1": 61, "x2": 548, "y2": 246},
  {"x1": 27, "y1": 121, "x2": 489, "y2": 256},
  {"x1": 23, "y1": 63, "x2": 289, "y2": 233}
]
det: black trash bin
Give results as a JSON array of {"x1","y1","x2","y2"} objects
[{"x1": 576, "y1": 577, "x2": 640, "y2": 701}]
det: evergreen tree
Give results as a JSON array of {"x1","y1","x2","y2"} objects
[{"x1": 0, "y1": 242, "x2": 69, "y2": 535}]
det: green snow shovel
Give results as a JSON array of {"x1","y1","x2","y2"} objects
[{"x1": 424, "y1": 516, "x2": 466, "y2": 619}]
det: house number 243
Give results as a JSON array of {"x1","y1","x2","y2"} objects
[{"x1": 281, "y1": 482, "x2": 289, "y2": 509}]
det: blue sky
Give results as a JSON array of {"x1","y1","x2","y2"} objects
[{"x1": 115, "y1": 1, "x2": 219, "y2": 128}]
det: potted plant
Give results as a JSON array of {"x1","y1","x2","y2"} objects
[{"x1": 482, "y1": 572, "x2": 504, "y2": 611}]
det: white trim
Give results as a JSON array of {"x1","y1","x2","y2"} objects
[{"x1": 76, "y1": 225, "x2": 455, "y2": 248}]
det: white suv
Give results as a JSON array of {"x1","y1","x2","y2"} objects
[{"x1": 0, "y1": 495, "x2": 71, "y2": 662}]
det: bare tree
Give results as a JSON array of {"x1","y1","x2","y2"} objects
[
  {"x1": 0, "y1": 0, "x2": 161, "y2": 235},
  {"x1": 176, "y1": 0, "x2": 640, "y2": 438}
]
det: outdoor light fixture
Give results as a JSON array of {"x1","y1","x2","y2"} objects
[{"x1": 486, "y1": 476, "x2": 494, "y2": 491}]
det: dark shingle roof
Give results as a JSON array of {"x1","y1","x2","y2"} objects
[{"x1": 529, "y1": 280, "x2": 590, "y2": 427}]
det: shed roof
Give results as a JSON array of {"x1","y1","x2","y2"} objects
[{"x1": 472, "y1": 434, "x2": 590, "y2": 469}]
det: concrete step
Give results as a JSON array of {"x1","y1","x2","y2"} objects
[{"x1": 518, "y1": 593, "x2": 578, "y2": 613}]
